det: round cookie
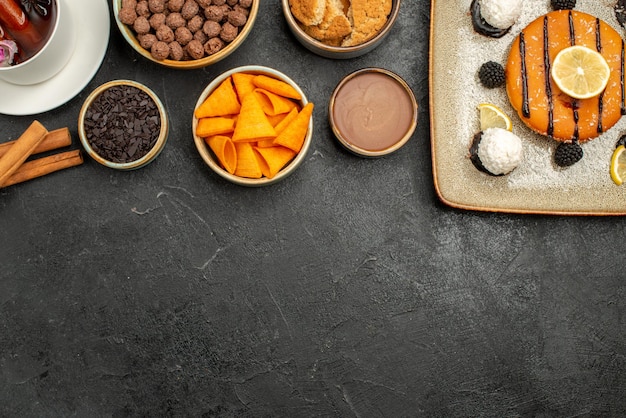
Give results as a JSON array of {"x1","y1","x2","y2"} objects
[{"x1": 506, "y1": 10, "x2": 626, "y2": 142}]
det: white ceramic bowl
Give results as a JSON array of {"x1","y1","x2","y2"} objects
[
  {"x1": 192, "y1": 65, "x2": 313, "y2": 186},
  {"x1": 78, "y1": 80, "x2": 169, "y2": 170},
  {"x1": 0, "y1": 0, "x2": 76, "y2": 85},
  {"x1": 281, "y1": 0, "x2": 401, "y2": 59},
  {"x1": 112, "y1": 0, "x2": 259, "y2": 69}
]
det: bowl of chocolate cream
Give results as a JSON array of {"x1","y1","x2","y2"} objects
[{"x1": 329, "y1": 68, "x2": 417, "y2": 157}]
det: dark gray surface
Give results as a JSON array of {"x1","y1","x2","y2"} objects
[{"x1": 1, "y1": 1, "x2": 625, "y2": 416}]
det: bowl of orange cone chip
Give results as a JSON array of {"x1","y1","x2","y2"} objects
[{"x1": 192, "y1": 65, "x2": 314, "y2": 186}]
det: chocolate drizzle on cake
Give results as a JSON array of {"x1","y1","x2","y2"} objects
[
  {"x1": 622, "y1": 41, "x2": 626, "y2": 115},
  {"x1": 520, "y1": 32, "x2": 530, "y2": 118},
  {"x1": 572, "y1": 101, "x2": 580, "y2": 141},
  {"x1": 470, "y1": 0, "x2": 510, "y2": 38},
  {"x1": 596, "y1": 17, "x2": 605, "y2": 134},
  {"x1": 568, "y1": 10, "x2": 576, "y2": 46},
  {"x1": 543, "y1": 16, "x2": 554, "y2": 137}
]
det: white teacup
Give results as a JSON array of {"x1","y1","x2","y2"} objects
[{"x1": 0, "y1": 0, "x2": 75, "y2": 85}]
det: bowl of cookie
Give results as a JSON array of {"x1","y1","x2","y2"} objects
[
  {"x1": 281, "y1": 0, "x2": 400, "y2": 59},
  {"x1": 113, "y1": 0, "x2": 258, "y2": 69}
]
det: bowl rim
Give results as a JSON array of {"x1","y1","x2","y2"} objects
[
  {"x1": 328, "y1": 67, "x2": 418, "y2": 158},
  {"x1": 78, "y1": 79, "x2": 169, "y2": 170},
  {"x1": 280, "y1": 0, "x2": 401, "y2": 55},
  {"x1": 112, "y1": 0, "x2": 259, "y2": 69},
  {"x1": 192, "y1": 65, "x2": 313, "y2": 187}
]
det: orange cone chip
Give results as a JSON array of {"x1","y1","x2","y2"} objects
[
  {"x1": 253, "y1": 88, "x2": 298, "y2": 116},
  {"x1": 254, "y1": 145, "x2": 297, "y2": 179},
  {"x1": 232, "y1": 93, "x2": 277, "y2": 142},
  {"x1": 274, "y1": 102, "x2": 314, "y2": 152},
  {"x1": 234, "y1": 142, "x2": 263, "y2": 178},
  {"x1": 232, "y1": 72, "x2": 257, "y2": 103},
  {"x1": 273, "y1": 107, "x2": 299, "y2": 135},
  {"x1": 257, "y1": 107, "x2": 300, "y2": 147},
  {"x1": 194, "y1": 77, "x2": 241, "y2": 118},
  {"x1": 266, "y1": 112, "x2": 289, "y2": 127},
  {"x1": 196, "y1": 116, "x2": 236, "y2": 137},
  {"x1": 206, "y1": 135, "x2": 237, "y2": 174},
  {"x1": 252, "y1": 75, "x2": 302, "y2": 100}
]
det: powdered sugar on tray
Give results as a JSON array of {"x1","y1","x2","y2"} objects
[{"x1": 457, "y1": 0, "x2": 625, "y2": 190}]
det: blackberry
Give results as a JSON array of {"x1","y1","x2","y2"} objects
[
  {"x1": 616, "y1": 134, "x2": 626, "y2": 148},
  {"x1": 478, "y1": 61, "x2": 505, "y2": 88},
  {"x1": 554, "y1": 141, "x2": 583, "y2": 167},
  {"x1": 551, "y1": 0, "x2": 576, "y2": 10}
]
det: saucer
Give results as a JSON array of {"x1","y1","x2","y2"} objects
[{"x1": 0, "y1": 0, "x2": 110, "y2": 116}]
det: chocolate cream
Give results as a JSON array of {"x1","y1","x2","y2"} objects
[{"x1": 332, "y1": 72, "x2": 414, "y2": 152}]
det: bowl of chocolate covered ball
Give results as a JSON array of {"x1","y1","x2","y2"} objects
[
  {"x1": 78, "y1": 80, "x2": 169, "y2": 170},
  {"x1": 113, "y1": 0, "x2": 258, "y2": 69}
]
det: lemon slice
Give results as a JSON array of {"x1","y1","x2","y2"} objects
[
  {"x1": 610, "y1": 145, "x2": 626, "y2": 185},
  {"x1": 551, "y1": 45, "x2": 611, "y2": 100},
  {"x1": 478, "y1": 103, "x2": 513, "y2": 131}
]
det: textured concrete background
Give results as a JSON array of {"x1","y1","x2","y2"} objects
[{"x1": 1, "y1": 1, "x2": 626, "y2": 416}]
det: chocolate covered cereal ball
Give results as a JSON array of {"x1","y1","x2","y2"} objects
[
  {"x1": 220, "y1": 22, "x2": 238, "y2": 42},
  {"x1": 193, "y1": 29, "x2": 208, "y2": 44},
  {"x1": 166, "y1": 12, "x2": 186, "y2": 29},
  {"x1": 186, "y1": 39, "x2": 204, "y2": 59},
  {"x1": 122, "y1": 0, "x2": 137, "y2": 9},
  {"x1": 138, "y1": 33, "x2": 158, "y2": 49},
  {"x1": 204, "y1": 5, "x2": 225, "y2": 22},
  {"x1": 167, "y1": 0, "x2": 184, "y2": 12},
  {"x1": 181, "y1": 0, "x2": 200, "y2": 20},
  {"x1": 169, "y1": 41, "x2": 184, "y2": 60},
  {"x1": 175, "y1": 26, "x2": 193, "y2": 45},
  {"x1": 151, "y1": 40, "x2": 170, "y2": 60},
  {"x1": 196, "y1": 0, "x2": 211, "y2": 7},
  {"x1": 233, "y1": 5, "x2": 250, "y2": 17},
  {"x1": 118, "y1": 7, "x2": 137, "y2": 25},
  {"x1": 212, "y1": 0, "x2": 226, "y2": 5},
  {"x1": 148, "y1": 0, "x2": 165, "y2": 13},
  {"x1": 227, "y1": 10, "x2": 246, "y2": 27},
  {"x1": 187, "y1": 15, "x2": 204, "y2": 33},
  {"x1": 204, "y1": 37, "x2": 224, "y2": 55},
  {"x1": 239, "y1": 0, "x2": 252, "y2": 8},
  {"x1": 149, "y1": 13, "x2": 166, "y2": 30},
  {"x1": 135, "y1": 0, "x2": 150, "y2": 17},
  {"x1": 156, "y1": 24, "x2": 175, "y2": 42},
  {"x1": 226, "y1": 0, "x2": 237, "y2": 6},
  {"x1": 202, "y1": 20, "x2": 221, "y2": 38},
  {"x1": 133, "y1": 16, "x2": 151, "y2": 34}
]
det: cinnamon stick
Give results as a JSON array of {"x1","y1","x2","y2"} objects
[
  {"x1": 1, "y1": 150, "x2": 83, "y2": 188},
  {"x1": 0, "y1": 127, "x2": 72, "y2": 159},
  {"x1": 0, "y1": 120, "x2": 48, "y2": 187}
]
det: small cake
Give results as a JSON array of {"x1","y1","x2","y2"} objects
[
  {"x1": 470, "y1": 128, "x2": 523, "y2": 176},
  {"x1": 506, "y1": 10, "x2": 626, "y2": 143},
  {"x1": 479, "y1": 0, "x2": 522, "y2": 29},
  {"x1": 470, "y1": 0, "x2": 522, "y2": 38}
]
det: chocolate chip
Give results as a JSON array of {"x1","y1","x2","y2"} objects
[{"x1": 84, "y1": 85, "x2": 161, "y2": 164}]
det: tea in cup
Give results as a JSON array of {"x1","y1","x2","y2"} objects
[{"x1": 0, "y1": 0, "x2": 75, "y2": 85}]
